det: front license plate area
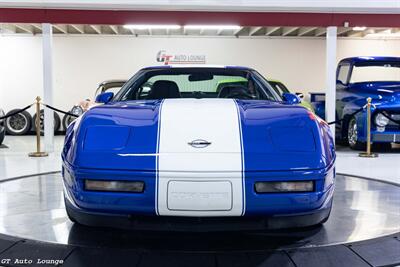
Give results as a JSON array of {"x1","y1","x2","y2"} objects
[{"x1": 167, "y1": 180, "x2": 233, "y2": 211}]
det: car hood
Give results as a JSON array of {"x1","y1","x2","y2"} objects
[
  {"x1": 64, "y1": 99, "x2": 334, "y2": 172},
  {"x1": 350, "y1": 82, "x2": 400, "y2": 103}
]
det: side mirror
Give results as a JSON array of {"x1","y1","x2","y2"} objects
[
  {"x1": 282, "y1": 93, "x2": 301, "y2": 104},
  {"x1": 95, "y1": 92, "x2": 114, "y2": 104},
  {"x1": 295, "y1": 92, "x2": 304, "y2": 99}
]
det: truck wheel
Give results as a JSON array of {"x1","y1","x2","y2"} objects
[
  {"x1": 5, "y1": 110, "x2": 32, "y2": 135},
  {"x1": 32, "y1": 110, "x2": 61, "y2": 134},
  {"x1": 347, "y1": 117, "x2": 366, "y2": 150},
  {"x1": 62, "y1": 115, "x2": 75, "y2": 131}
]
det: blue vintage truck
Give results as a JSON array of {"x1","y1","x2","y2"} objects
[{"x1": 311, "y1": 56, "x2": 400, "y2": 149}]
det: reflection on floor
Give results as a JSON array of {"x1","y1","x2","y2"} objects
[
  {"x1": 335, "y1": 144, "x2": 400, "y2": 185},
  {"x1": 0, "y1": 173, "x2": 399, "y2": 249},
  {"x1": 0, "y1": 136, "x2": 399, "y2": 184}
]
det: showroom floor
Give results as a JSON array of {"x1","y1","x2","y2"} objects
[
  {"x1": 0, "y1": 136, "x2": 399, "y2": 267},
  {"x1": 0, "y1": 136, "x2": 399, "y2": 184}
]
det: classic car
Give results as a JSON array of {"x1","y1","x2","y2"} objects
[
  {"x1": 215, "y1": 77, "x2": 314, "y2": 111},
  {"x1": 62, "y1": 66, "x2": 336, "y2": 230},
  {"x1": 62, "y1": 79, "x2": 127, "y2": 130},
  {"x1": 0, "y1": 109, "x2": 5, "y2": 145},
  {"x1": 316, "y1": 56, "x2": 400, "y2": 149}
]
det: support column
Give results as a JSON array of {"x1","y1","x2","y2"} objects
[
  {"x1": 325, "y1": 26, "x2": 337, "y2": 139},
  {"x1": 42, "y1": 23, "x2": 54, "y2": 152}
]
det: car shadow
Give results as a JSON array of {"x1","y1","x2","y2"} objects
[{"x1": 67, "y1": 223, "x2": 325, "y2": 252}]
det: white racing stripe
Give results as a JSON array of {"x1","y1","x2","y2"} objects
[{"x1": 157, "y1": 99, "x2": 244, "y2": 216}]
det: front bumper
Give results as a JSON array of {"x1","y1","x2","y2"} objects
[
  {"x1": 63, "y1": 162, "x2": 335, "y2": 230},
  {"x1": 372, "y1": 131, "x2": 400, "y2": 143},
  {"x1": 64, "y1": 190, "x2": 333, "y2": 231}
]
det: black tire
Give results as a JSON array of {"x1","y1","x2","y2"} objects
[
  {"x1": 347, "y1": 116, "x2": 366, "y2": 150},
  {"x1": 32, "y1": 109, "x2": 61, "y2": 134},
  {"x1": 0, "y1": 129, "x2": 5, "y2": 145},
  {"x1": 62, "y1": 115, "x2": 75, "y2": 131},
  {"x1": 5, "y1": 110, "x2": 32, "y2": 135}
]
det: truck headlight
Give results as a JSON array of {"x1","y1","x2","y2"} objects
[
  {"x1": 71, "y1": 106, "x2": 84, "y2": 116},
  {"x1": 254, "y1": 181, "x2": 314, "y2": 193},
  {"x1": 374, "y1": 113, "x2": 389, "y2": 127},
  {"x1": 85, "y1": 180, "x2": 144, "y2": 193}
]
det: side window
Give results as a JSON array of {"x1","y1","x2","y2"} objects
[{"x1": 337, "y1": 64, "x2": 350, "y2": 84}]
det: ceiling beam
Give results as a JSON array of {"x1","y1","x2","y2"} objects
[
  {"x1": 315, "y1": 28, "x2": 327, "y2": 37},
  {"x1": 337, "y1": 27, "x2": 352, "y2": 36},
  {"x1": 297, "y1": 27, "x2": 317, "y2": 36},
  {"x1": 249, "y1": 26, "x2": 263, "y2": 36},
  {"x1": 15, "y1": 24, "x2": 33, "y2": 34},
  {"x1": 282, "y1": 27, "x2": 299, "y2": 36},
  {"x1": 70, "y1": 24, "x2": 84, "y2": 33},
  {"x1": 90, "y1": 25, "x2": 101, "y2": 34},
  {"x1": 233, "y1": 26, "x2": 245, "y2": 36},
  {"x1": 109, "y1": 25, "x2": 118, "y2": 34},
  {"x1": 2, "y1": 9, "x2": 400, "y2": 28},
  {"x1": 0, "y1": 23, "x2": 16, "y2": 33},
  {"x1": 265, "y1": 26, "x2": 280, "y2": 36},
  {"x1": 31, "y1": 23, "x2": 42, "y2": 33},
  {"x1": 53, "y1": 24, "x2": 68, "y2": 33}
]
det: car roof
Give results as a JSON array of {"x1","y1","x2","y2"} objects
[
  {"x1": 339, "y1": 56, "x2": 400, "y2": 65},
  {"x1": 141, "y1": 65, "x2": 254, "y2": 71}
]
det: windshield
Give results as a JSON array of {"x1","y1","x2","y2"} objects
[
  {"x1": 350, "y1": 64, "x2": 400, "y2": 83},
  {"x1": 269, "y1": 81, "x2": 290, "y2": 96},
  {"x1": 114, "y1": 68, "x2": 281, "y2": 101}
]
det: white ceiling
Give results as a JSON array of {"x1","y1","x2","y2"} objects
[
  {"x1": 0, "y1": 0, "x2": 400, "y2": 13},
  {"x1": 1, "y1": 23, "x2": 399, "y2": 38}
]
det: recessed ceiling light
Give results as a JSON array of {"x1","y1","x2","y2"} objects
[
  {"x1": 123, "y1": 25, "x2": 181, "y2": 30},
  {"x1": 352, "y1": 26, "x2": 367, "y2": 31},
  {"x1": 184, "y1": 25, "x2": 241, "y2": 30}
]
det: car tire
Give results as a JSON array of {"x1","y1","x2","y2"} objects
[
  {"x1": 5, "y1": 110, "x2": 32, "y2": 135},
  {"x1": 347, "y1": 117, "x2": 366, "y2": 150},
  {"x1": 62, "y1": 114, "x2": 75, "y2": 131},
  {"x1": 32, "y1": 109, "x2": 61, "y2": 134},
  {"x1": 0, "y1": 130, "x2": 5, "y2": 145}
]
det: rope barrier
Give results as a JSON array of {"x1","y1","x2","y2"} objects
[
  {"x1": 41, "y1": 104, "x2": 79, "y2": 118},
  {"x1": 0, "y1": 104, "x2": 33, "y2": 120},
  {"x1": 327, "y1": 107, "x2": 364, "y2": 125}
]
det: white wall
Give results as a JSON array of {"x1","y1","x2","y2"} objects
[{"x1": 1, "y1": 35, "x2": 399, "y2": 113}]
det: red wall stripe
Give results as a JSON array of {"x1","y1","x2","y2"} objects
[{"x1": 0, "y1": 8, "x2": 399, "y2": 27}]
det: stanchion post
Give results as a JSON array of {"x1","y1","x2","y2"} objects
[
  {"x1": 359, "y1": 97, "x2": 378, "y2": 158},
  {"x1": 29, "y1": 96, "x2": 48, "y2": 157}
]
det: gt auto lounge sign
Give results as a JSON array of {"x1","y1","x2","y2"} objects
[{"x1": 156, "y1": 50, "x2": 206, "y2": 65}]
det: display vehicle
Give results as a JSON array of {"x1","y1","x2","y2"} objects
[
  {"x1": 62, "y1": 79, "x2": 127, "y2": 129},
  {"x1": 62, "y1": 66, "x2": 336, "y2": 230},
  {"x1": 312, "y1": 57, "x2": 400, "y2": 149}
]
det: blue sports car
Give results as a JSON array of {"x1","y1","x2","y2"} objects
[{"x1": 62, "y1": 66, "x2": 336, "y2": 230}]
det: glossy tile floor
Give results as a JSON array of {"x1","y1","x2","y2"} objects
[
  {"x1": 0, "y1": 136, "x2": 399, "y2": 184},
  {"x1": 0, "y1": 173, "x2": 399, "y2": 250}
]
